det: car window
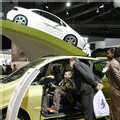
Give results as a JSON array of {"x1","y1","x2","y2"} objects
[
  {"x1": 91, "y1": 48, "x2": 109, "y2": 57},
  {"x1": 61, "y1": 21, "x2": 67, "y2": 27},
  {"x1": 32, "y1": 10, "x2": 41, "y2": 15},
  {"x1": 31, "y1": 63, "x2": 50, "y2": 85},
  {"x1": 41, "y1": 11, "x2": 61, "y2": 25},
  {"x1": 47, "y1": 58, "x2": 91, "y2": 81},
  {"x1": 93, "y1": 60, "x2": 108, "y2": 79},
  {"x1": 33, "y1": 59, "x2": 68, "y2": 86},
  {"x1": 33, "y1": 10, "x2": 61, "y2": 25},
  {"x1": 50, "y1": 59, "x2": 69, "y2": 79},
  {"x1": 1, "y1": 58, "x2": 45, "y2": 83},
  {"x1": 91, "y1": 46, "x2": 120, "y2": 57}
]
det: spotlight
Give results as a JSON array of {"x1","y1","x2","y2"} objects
[
  {"x1": 96, "y1": 8, "x2": 99, "y2": 13},
  {"x1": 45, "y1": 6, "x2": 49, "y2": 9},
  {"x1": 99, "y1": 4, "x2": 104, "y2": 9},
  {"x1": 66, "y1": 12, "x2": 69, "y2": 15},
  {"x1": 66, "y1": 2, "x2": 71, "y2": 7}
]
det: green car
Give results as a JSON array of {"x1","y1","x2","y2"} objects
[{"x1": 1, "y1": 56, "x2": 111, "y2": 120}]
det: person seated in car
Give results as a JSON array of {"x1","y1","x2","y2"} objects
[{"x1": 47, "y1": 71, "x2": 75, "y2": 113}]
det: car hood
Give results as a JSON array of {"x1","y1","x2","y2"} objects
[{"x1": 0, "y1": 80, "x2": 19, "y2": 109}]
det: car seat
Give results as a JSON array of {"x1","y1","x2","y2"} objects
[{"x1": 52, "y1": 65, "x2": 62, "y2": 85}]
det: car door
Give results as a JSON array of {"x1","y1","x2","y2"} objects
[
  {"x1": 39, "y1": 11, "x2": 66, "y2": 39},
  {"x1": 39, "y1": 59, "x2": 71, "y2": 120},
  {"x1": 91, "y1": 60, "x2": 110, "y2": 104}
]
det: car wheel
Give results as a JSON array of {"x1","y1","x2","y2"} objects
[
  {"x1": 2, "y1": 109, "x2": 30, "y2": 120},
  {"x1": 17, "y1": 110, "x2": 30, "y2": 120},
  {"x1": 13, "y1": 15, "x2": 28, "y2": 25},
  {"x1": 2, "y1": 111, "x2": 6, "y2": 120},
  {"x1": 17, "y1": 114, "x2": 28, "y2": 120},
  {"x1": 2, "y1": 113, "x2": 24, "y2": 120},
  {"x1": 64, "y1": 34, "x2": 78, "y2": 46}
]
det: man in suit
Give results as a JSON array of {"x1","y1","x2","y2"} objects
[{"x1": 69, "y1": 57, "x2": 103, "y2": 120}]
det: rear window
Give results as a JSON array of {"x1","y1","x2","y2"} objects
[
  {"x1": 91, "y1": 46, "x2": 120, "y2": 57},
  {"x1": 91, "y1": 48, "x2": 109, "y2": 57}
]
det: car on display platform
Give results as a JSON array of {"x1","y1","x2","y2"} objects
[
  {"x1": 0, "y1": 56, "x2": 112, "y2": 120},
  {"x1": 6, "y1": 6, "x2": 85, "y2": 49}
]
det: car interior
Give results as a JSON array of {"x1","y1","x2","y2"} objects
[
  {"x1": 1, "y1": 57, "x2": 109, "y2": 119},
  {"x1": 39, "y1": 60, "x2": 110, "y2": 120},
  {"x1": 36, "y1": 59, "x2": 91, "y2": 118}
]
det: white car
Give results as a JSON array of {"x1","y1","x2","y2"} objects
[{"x1": 6, "y1": 6, "x2": 85, "y2": 49}]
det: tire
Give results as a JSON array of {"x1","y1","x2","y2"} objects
[
  {"x1": 2, "y1": 109, "x2": 30, "y2": 120},
  {"x1": 2, "y1": 111, "x2": 6, "y2": 120},
  {"x1": 13, "y1": 15, "x2": 28, "y2": 25},
  {"x1": 17, "y1": 110, "x2": 30, "y2": 120},
  {"x1": 64, "y1": 34, "x2": 78, "y2": 46},
  {"x1": 17, "y1": 114, "x2": 28, "y2": 120}
]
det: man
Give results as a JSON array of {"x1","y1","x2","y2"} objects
[
  {"x1": 69, "y1": 57, "x2": 103, "y2": 120},
  {"x1": 47, "y1": 71, "x2": 74, "y2": 113}
]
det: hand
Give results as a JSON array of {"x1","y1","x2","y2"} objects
[
  {"x1": 102, "y1": 67, "x2": 108, "y2": 73},
  {"x1": 95, "y1": 83, "x2": 103, "y2": 90}
]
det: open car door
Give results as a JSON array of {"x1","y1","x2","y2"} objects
[{"x1": 6, "y1": 68, "x2": 40, "y2": 120}]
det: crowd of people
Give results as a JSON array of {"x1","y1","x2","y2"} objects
[{"x1": 2, "y1": 63, "x2": 17, "y2": 75}]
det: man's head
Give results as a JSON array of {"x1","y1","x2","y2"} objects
[
  {"x1": 69, "y1": 57, "x2": 79, "y2": 68},
  {"x1": 64, "y1": 71, "x2": 72, "y2": 80}
]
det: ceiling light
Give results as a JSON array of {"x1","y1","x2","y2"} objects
[
  {"x1": 99, "y1": 4, "x2": 104, "y2": 9},
  {"x1": 66, "y1": 2, "x2": 71, "y2": 7},
  {"x1": 66, "y1": 12, "x2": 69, "y2": 15},
  {"x1": 45, "y1": 6, "x2": 49, "y2": 9},
  {"x1": 96, "y1": 8, "x2": 99, "y2": 13}
]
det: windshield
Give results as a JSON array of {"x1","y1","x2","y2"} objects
[{"x1": 1, "y1": 58, "x2": 46, "y2": 83}]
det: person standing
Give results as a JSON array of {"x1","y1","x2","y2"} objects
[
  {"x1": 69, "y1": 57, "x2": 103, "y2": 120},
  {"x1": 13, "y1": 64, "x2": 17, "y2": 71},
  {"x1": 106, "y1": 48, "x2": 120, "y2": 120}
]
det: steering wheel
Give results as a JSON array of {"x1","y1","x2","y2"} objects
[{"x1": 39, "y1": 75, "x2": 55, "y2": 87}]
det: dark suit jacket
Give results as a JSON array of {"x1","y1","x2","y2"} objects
[{"x1": 72, "y1": 61, "x2": 98, "y2": 95}]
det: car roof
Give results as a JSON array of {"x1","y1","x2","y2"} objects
[
  {"x1": 29, "y1": 8, "x2": 60, "y2": 18},
  {"x1": 41, "y1": 55, "x2": 97, "y2": 61},
  {"x1": 33, "y1": 55, "x2": 98, "y2": 68},
  {"x1": 1, "y1": 55, "x2": 97, "y2": 82},
  {"x1": 13, "y1": 6, "x2": 67, "y2": 26},
  {"x1": 28, "y1": 8, "x2": 66, "y2": 25}
]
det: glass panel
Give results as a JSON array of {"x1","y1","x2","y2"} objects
[
  {"x1": 1, "y1": 58, "x2": 46, "y2": 83},
  {"x1": 93, "y1": 61, "x2": 108, "y2": 79},
  {"x1": 40, "y1": 11, "x2": 61, "y2": 25}
]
